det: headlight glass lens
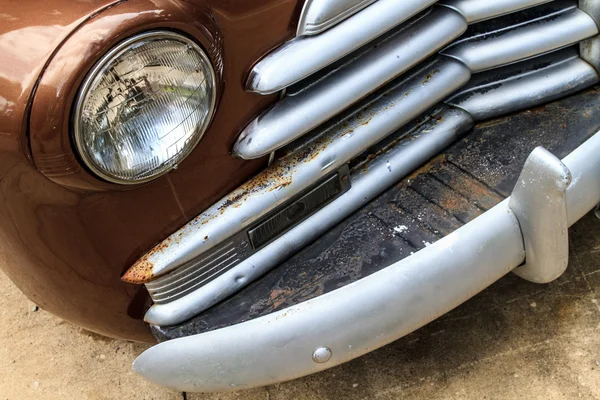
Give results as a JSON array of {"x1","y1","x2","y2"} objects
[{"x1": 74, "y1": 31, "x2": 216, "y2": 184}]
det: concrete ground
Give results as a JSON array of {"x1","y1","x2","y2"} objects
[{"x1": 1, "y1": 213, "x2": 600, "y2": 400}]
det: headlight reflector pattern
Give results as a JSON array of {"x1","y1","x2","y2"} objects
[{"x1": 74, "y1": 31, "x2": 216, "y2": 184}]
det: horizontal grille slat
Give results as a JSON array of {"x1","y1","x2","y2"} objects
[
  {"x1": 151, "y1": 257, "x2": 242, "y2": 303},
  {"x1": 448, "y1": 48, "x2": 598, "y2": 120},
  {"x1": 146, "y1": 239, "x2": 246, "y2": 304},
  {"x1": 438, "y1": 0, "x2": 553, "y2": 23},
  {"x1": 146, "y1": 244, "x2": 237, "y2": 292},
  {"x1": 441, "y1": 6, "x2": 598, "y2": 72},
  {"x1": 246, "y1": 0, "x2": 437, "y2": 94},
  {"x1": 234, "y1": 1, "x2": 599, "y2": 160},
  {"x1": 234, "y1": 7, "x2": 468, "y2": 160}
]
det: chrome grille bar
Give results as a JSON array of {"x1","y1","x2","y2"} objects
[
  {"x1": 249, "y1": 0, "x2": 566, "y2": 94},
  {"x1": 580, "y1": 0, "x2": 600, "y2": 72},
  {"x1": 441, "y1": 6, "x2": 598, "y2": 72},
  {"x1": 438, "y1": 0, "x2": 552, "y2": 23},
  {"x1": 247, "y1": 0, "x2": 437, "y2": 94},
  {"x1": 234, "y1": 7, "x2": 468, "y2": 160},
  {"x1": 449, "y1": 49, "x2": 599, "y2": 120},
  {"x1": 236, "y1": 1, "x2": 598, "y2": 160}
]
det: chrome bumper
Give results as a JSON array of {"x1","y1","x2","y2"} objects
[{"x1": 133, "y1": 131, "x2": 600, "y2": 393}]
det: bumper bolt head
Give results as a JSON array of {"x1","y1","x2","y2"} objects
[{"x1": 312, "y1": 347, "x2": 332, "y2": 363}]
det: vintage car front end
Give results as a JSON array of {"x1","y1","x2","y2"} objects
[{"x1": 2, "y1": 0, "x2": 600, "y2": 393}]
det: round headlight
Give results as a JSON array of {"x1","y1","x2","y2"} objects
[{"x1": 73, "y1": 31, "x2": 216, "y2": 184}]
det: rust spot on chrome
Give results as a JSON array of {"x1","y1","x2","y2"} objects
[
  {"x1": 121, "y1": 259, "x2": 155, "y2": 284},
  {"x1": 121, "y1": 235, "x2": 177, "y2": 283},
  {"x1": 422, "y1": 69, "x2": 440, "y2": 85}
]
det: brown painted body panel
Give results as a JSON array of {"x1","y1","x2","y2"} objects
[{"x1": 0, "y1": 0, "x2": 300, "y2": 341}]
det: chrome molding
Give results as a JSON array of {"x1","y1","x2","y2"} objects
[
  {"x1": 297, "y1": 0, "x2": 378, "y2": 36},
  {"x1": 438, "y1": 0, "x2": 552, "y2": 23},
  {"x1": 441, "y1": 6, "x2": 598, "y2": 73},
  {"x1": 246, "y1": 0, "x2": 437, "y2": 94},
  {"x1": 235, "y1": 7, "x2": 468, "y2": 159},
  {"x1": 509, "y1": 148, "x2": 571, "y2": 284},
  {"x1": 145, "y1": 239, "x2": 251, "y2": 304},
  {"x1": 448, "y1": 52, "x2": 600, "y2": 120},
  {"x1": 236, "y1": 2, "x2": 598, "y2": 160},
  {"x1": 134, "y1": 132, "x2": 600, "y2": 392},
  {"x1": 145, "y1": 167, "x2": 352, "y2": 304},
  {"x1": 124, "y1": 57, "x2": 471, "y2": 283},
  {"x1": 144, "y1": 106, "x2": 474, "y2": 325}
]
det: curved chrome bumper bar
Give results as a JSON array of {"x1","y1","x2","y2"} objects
[{"x1": 133, "y1": 131, "x2": 600, "y2": 392}]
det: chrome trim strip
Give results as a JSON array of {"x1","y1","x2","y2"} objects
[
  {"x1": 438, "y1": 0, "x2": 553, "y2": 23},
  {"x1": 144, "y1": 106, "x2": 475, "y2": 325},
  {"x1": 144, "y1": 167, "x2": 352, "y2": 304},
  {"x1": 442, "y1": 6, "x2": 599, "y2": 73},
  {"x1": 448, "y1": 54, "x2": 600, "y2": 120},
  {"x1": 246, "y1": 0, "x2": 438, "y2": 94},
  {"x1": 133, "y1": 132, "x2": 600, "y2": 392},
  {"x1": 509, "y1": 148, "x2": 571, "y2": 283},
  {"x1": 125, "y1": 58, "x2": 471, "y2": 282},
  {"x1": 297, "y1": 0, "x2": 378, "y2": 37},
  {"x1": 235, "y1": 7, "x2": 468, "y2": 159}
]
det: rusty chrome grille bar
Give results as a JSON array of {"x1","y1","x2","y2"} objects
[
  {"x1": 145, "y1": 168, "x2": 352, "y2": 304},
  {"x1": 448, "y1": 48, "x2": 598, "y2": 120},
  {"x1": 441, "y1": 6, "x2": 596, "y2": 72},
  {"x1": 235, "y1": 7, "x2": 468, "y2": 160}
]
